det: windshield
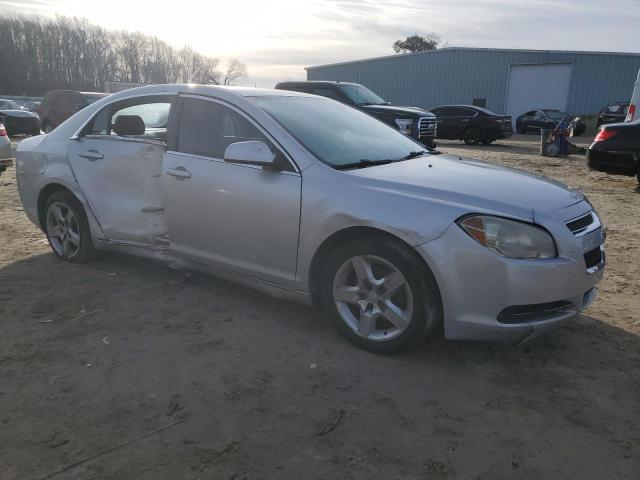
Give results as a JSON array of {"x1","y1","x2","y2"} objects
[
  {"x1": 337, "y1": 84, "x2": 386, "y2": 106},
  {"x1": 0, "y1": 100, "x2": 20, "y2": 110},
  {"x1": 545, "y1": 110, "x2": 570, "y2": 119},
  {"x1": 254, "y1": 96, "x2": 425, "y2": 168}
]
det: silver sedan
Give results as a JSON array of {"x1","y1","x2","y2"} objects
[{"x1": 15, "y1": 85, "x2": 605, "y2": 353}]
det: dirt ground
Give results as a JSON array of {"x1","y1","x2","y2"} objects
[{"x1": 0, "y1": 134, "x2": 638, "y2": 480}]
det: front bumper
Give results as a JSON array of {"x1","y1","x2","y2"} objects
[{"x1": 416, "y1": 208, "x2": 605, "y2": 342}]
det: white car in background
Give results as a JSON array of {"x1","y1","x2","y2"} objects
[
  {"x1": 625, "y1": 68, "x2": 639, "y2": 122},
  {"x1": 0, "y1": 123, "x2": 12, "y2": 175}
]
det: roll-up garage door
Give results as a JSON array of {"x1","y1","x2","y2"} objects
[{"x1": 505, "y1": 63, "x2": 573, "y2": 126}]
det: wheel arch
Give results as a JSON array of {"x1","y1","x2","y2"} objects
[
  {"x1": 307, "y1": 226, "x2": 437, "y2": 307},
  {"x1": 37, "y1": 183, "x2": 77, "y2": 229}
]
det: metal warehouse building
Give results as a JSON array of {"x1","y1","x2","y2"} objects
[{"x1": 306, "y1": 47, "x2": 640, "y2": 120}]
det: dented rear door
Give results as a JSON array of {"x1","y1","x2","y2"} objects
[{"x1": 66, "y1": 136, "x2": 168, "y2": 245}]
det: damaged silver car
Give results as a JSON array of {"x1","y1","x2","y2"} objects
[{"x1": 15, "y1": 84, "x2": 605, "y2": 353}]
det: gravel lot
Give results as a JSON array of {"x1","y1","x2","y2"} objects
[{"x1": 1, "y1": 134, "x2": 638, "y2": 479}]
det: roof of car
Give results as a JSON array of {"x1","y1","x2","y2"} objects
[
  {"x1": 433, "y1": 105, "x2": 481, "y2": 109},
  {"x1": 107, "y1": 84, "x2": 316, "y2": 100},
  {"x1": 276, "y1": 81, "x2": 360, "y2": 87}
]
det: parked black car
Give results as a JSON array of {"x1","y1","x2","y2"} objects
[
  {"x1": 0, "y1": 99, "x2": 41, "y2": 136},
  {"x1": 429, "y1": 105, "x2": 512, "y2": 145},
  {"x1": 587, "y1": 120, "x2": 640, "y2": 183},
  {"x1": 275, "y1": 81, "x2": 437, "y2": 147},
  {"x1": 596, "y1": 103, "x2": 630, "y2": 127},
  {"x1": 516, "y1": 109, "x2": 585, "y2": 136}
]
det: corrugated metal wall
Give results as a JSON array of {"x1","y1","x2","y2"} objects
[{"x1": 306, "y1": 48, "x2": 640, "y2": 115}]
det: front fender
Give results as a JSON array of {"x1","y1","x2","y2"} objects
[{"x1": 295, "y1": 164, "x2": 471, "y2": 291}]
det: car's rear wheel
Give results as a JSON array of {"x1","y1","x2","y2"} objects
[
  {"x1": 44, "y1": 191, "x2": 96, "y2": 262},
  {"x1": 463, "y1": 127, "x2": 481, "y2": 145},
  {"x1": 320, "y1": 238, "x2": 442, "y2": 354},
  {"x1": 43, "y1": 122, "x2": 53, "y2": 133},
  {"x1": 481, "y1": 139, "x2": 493, "y2": 146},
  {"x1": 516, "y1": 123, "x2": 526, "y2": 134}
]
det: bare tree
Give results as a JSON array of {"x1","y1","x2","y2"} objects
[
  {"x1": 0, "y1": 13, "x2": 248, "y2": 95},
  {"x1": 222, "y1": 58, "x2": 248, "y2": 86}
]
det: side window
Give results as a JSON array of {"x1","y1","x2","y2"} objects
[
  {"x1": 448, "y1": 107, "x2": 471, "y2": 116},
  {"x1": 310, "y1": 87, "x2": 342, "y2": 101},
  {"x1": 85, "y1": 96, "x2": 173, "y2": 142},
  {"x1": 525, "y1": 111, "x2": 535, "y2": 117},
  {"x1": 177, "y1": 98, "x2": 291, "y2": 171},
  {"x1": 535, "y1": 110, "x2": 546, "y2": 118}
]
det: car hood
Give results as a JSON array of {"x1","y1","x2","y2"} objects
[
  {"x1": 361, "y1": 104, "x2": 435, "y2": 118},
  {"x1": 0, "y1": 109, "x2": 36, "y2": 118},
  {"x1": 349, "y1": 154, "x2": 584, "y2": 217}
]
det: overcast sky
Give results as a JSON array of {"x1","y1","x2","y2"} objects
[{"x1": 2, "y1": 0, "x2": 639, "y2": 86}]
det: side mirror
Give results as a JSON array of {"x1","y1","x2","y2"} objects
[{"x1": 224, "y1": 141, "x2": 276, "y2": 169}]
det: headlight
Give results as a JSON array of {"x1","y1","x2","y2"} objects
[
  {"x1": 458, "y1": 215, "x2": 557, "y2": 259},
  {"x1": 394, "y1": 118, "x2": 413, "y2": 135}
]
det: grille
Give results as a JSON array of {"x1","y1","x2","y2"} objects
[
  {"x1": 418, "y1": 117, "x2": 436, "y2": 139},
  {"x1": 584, "y1": 247, "x2": 602, "y2": 269},
  {"x1": 566, "y1": 212, "x2": 594, "y2": 235},
  {"x1": 497, "y1": 300, "x2": 574, "y2": 324}
]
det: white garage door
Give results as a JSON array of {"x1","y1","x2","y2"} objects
[{"x1": 505, "y1": 63, "x2": 573, "y2": 126}]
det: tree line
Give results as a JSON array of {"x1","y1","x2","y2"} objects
[{"x1": 0, "y1": 14, "x2": 248, "y2": 95}]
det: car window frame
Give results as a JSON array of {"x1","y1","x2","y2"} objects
[
  {"x1": 74, "y1": 93, "x2": 176, "y2": 146},
  {"x1": 168, "y1": 94, "x2": 299, "y2": 175}
]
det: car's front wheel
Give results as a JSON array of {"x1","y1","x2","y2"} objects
[
  {"x1": 320, "y1": 238, "x2": 442, "y2": 353},
  {"x1": 44, "y1": 191, "x2": 96, "y2": 262},
  {"x1": 516, "y1": 122, "x2": 527, "y2": 134}
]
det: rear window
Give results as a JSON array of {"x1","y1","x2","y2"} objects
[{"x1": 472, "y1": 106, "x2": 498, "y2": 116}]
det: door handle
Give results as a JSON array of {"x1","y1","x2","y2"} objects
[
  {"x1": 165, "y1": 166, "x2": 192, "y2": 179},
  {"x1": 461, "y1": 118, "x2": 469, "y2": 122},
  {"x1": 78, "y1": 149, "x2": 104, "y2": 161}
]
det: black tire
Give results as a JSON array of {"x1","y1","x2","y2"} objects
[
  {"x1": 43, "y1": 190, "x2": 96, "y2": 262},
  {"x1": 516, "y1": 122, "x2": 527, "y2": 134},
  {"x1": 481, "y1": 139, "x2": 494, "y2": 146},
  {"x1": 319, "y1": 237, "x2": 442, "y2": 354},
  {"x1": 42, "y1": 122, "x2": 53, "y2": 134},
  {"x1": 463, "y1": 127, "x2": 481, "y2": 145}
]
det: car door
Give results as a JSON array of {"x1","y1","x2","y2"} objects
[
  {"x1": 432, "y1": 107, "x2": 454, "y2": 138},
  {"x1": 66, "y1": 94, "x2": 174, "y2": 244},
  {"x1": 532, "y1": 110, "x2": 548, "y2": 129},
  {"x1": 163, "y1": 95, "x2": 302, "y2": 288},
  {"x1": 520, "y1": 110, "x2": 536, "y2": 131},
  {"x1": 448, "y1": 107, "x2": 475, "y2": 138}
]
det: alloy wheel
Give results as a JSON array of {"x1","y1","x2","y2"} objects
[
  {"x1": 46, "y1": 201, "x2": 81, "y2": 258},
  {"x1": 332, "y1": 255, "x2": 414, "y2": 342}
]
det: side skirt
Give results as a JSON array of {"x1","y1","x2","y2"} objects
[{"x1": 93, "y1": 239, "x2": 313, "y2": 306}]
